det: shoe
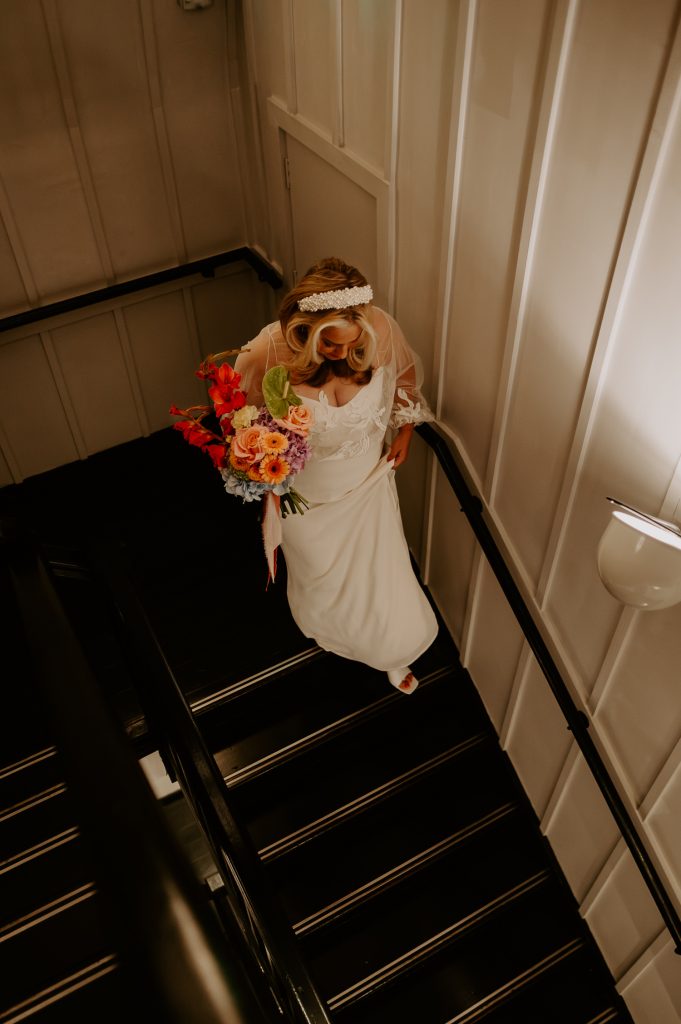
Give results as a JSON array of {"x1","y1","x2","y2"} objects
[{"x1": 387, "y1": 667, "x2": 419, "y2": 694}]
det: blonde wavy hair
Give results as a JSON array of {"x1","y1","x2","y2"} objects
[{"x1": 279, "y1": 257, "x2": 377, "y2": 386}]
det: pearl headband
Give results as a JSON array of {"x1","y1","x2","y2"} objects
[{"x1": 298, "y1": 285, "x2": 373, "y2": 313}]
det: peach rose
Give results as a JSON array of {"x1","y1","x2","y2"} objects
[
  {"x1": 273, "y1": 404, "x2": 314, "y2": 436},
  {"x1": 231, "y1": 425, "x2": 265, "y2": 462}
]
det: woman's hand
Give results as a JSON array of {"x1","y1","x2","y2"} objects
[{"x1": 387, "y1": 423, "x2": 414, "y2": 469}]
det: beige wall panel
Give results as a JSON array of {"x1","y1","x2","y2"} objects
[
  {"x1": 0, "y1": 221, "x2": 30, "y2": 316},
  {"x1": 428, "y1": 468, "x2": 477, "y2": 646},
  {"x1": 0, "y1": 336, "x2": 78, "y2": 478},
  {"x1": 292, "y1": 0, "x2": 336, "y2": 137},
  {"x1": 249, "y1": 0, "x2": 288, "y2": 103},
  {"x1": 466, "y1": 560, "x2": 525, "y2": 730},
  {"x1": 444, "y1": 0, "x2": 548, "y2": 477},
  {"x1": 342, "y1": 0, "x2": 393, "y2": 171},
  {"x1": 395, "y1": 0, "x2": 458, "y2": 398},
  {"x1": 287, "y1": 137, "x2": 378, "y2": 288},
  {"x1": 646, "y1": 762, "x2": 681, "y2": 902},
  {"x1": 544, "y1": 754, "x2": 621, "y2": 901},
  {"x1": 247, "y1": 0, "x2": 291, "y2": 263},
  {"x1": 51, "y1": 315, "x2": 142, "y2": 454},
  {"x1": 584, "y1": 844, "x2": 663, "y2": 980},
  {"x1": 392, "y1": 0, "x2": 459, "y2": 556},
  {"x1": 620, "y1": 939, "x2": 681, "y2": 1024},
  {"x1": 396, "y1": 440, "x2": 429, "y2": 559},
  {"x1": 504, "y1": 658, "x2": 572, "y2": 816},
  {"x1": 151, "y1": 0, "x2": 246, "y2": 256},
  {"x1": 596, "y1": 607, "x2": 681, "y2": 804},
  {"x1": 0, "y1": 448, "x2": 13, "y2": 489},
  {"x1": 546, "y1": 78, "x2": 681, "y2": 688},
  {"x1": 0, "y1": 2, "x2": 105, "y2": 299},
  {"x1": 55, "y1": 0, "x2": 179, "y2": 276},
  {"x1": 443, "y1": 0, "x2": 550, "y2": 480},
  {"x1": 494, "y1": 0, "x2": 677, "y2": 582},
  {"x1": 191, "y1": 268, "x2": 273, "y2": 356},
  {"x1": 123, "y1": 292, "x2": 203, "y2": 434}
]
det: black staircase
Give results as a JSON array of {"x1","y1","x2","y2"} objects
[{"x1": 0, "y1": 428, "x2": 635, "y2": 1023}]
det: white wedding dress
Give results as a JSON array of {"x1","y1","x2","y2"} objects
[{"x1": 235, "y1": 308, "x2": 438, "y2": 673}]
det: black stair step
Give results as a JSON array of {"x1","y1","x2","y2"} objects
[
  {"x1": 0, "y1": 955, "x2": 145, "y2": 1024},
  {"x1": 0, "y1": 832, "x2": 91, "y2": 928},
  {"x1": 228, "y1": 670, "x2": 492, "y2": 851},
  {"x1": 0, "y1": 787, "x2": 77, "y2": 865},
  {"x1": 0, "y1": 748, "x2": 61, "y2": 813},
  {"x1": 471, "y1": 946, "x2": 625, "y2": 1024},
  {"x1": 332, "y1": 875, "x2": 583, "y2": 1023},
  {"x1": 298, "y1": 807, "x2": 550, "y2": 998},
  {"x1": 204, "y1": 654, "x2": 395, "y2": 777},
  {"x1": 0, "y1": 886, "x2": 108, "y2": 1010},
  {"x1": 263, "y1": 739, "x2": 517, "y2": 922}
]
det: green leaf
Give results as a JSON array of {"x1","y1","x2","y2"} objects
[{"x1": 262, "y1": 365, "x2": 302, "y2": 417}]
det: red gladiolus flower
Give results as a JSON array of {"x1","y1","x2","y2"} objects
[{"x1": 206, "y1": 444, "x2": 227, "y2": 469}]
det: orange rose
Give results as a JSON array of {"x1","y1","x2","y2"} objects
[
  {"x1": 231, "y1": 426, "x2": 265, "y2": 462},
  {"x1": 273, "y1": 404, "x2": 313, "y2": 436}
]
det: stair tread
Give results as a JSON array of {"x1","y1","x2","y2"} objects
[
  {"x1": 229, "y1": 670, "x2": 490, "y2": 846},
  {"x1": 476, "y1": 946, "x2": 625, "y2": 1024},
  {"x1": 263, "y1": 740, "x2": 518, "y2": 921},
  {"x1": 0, "y1": 788, "x2": 78, "y2": 867},
  {"x1": 299, "y1": 809, "x2": 551, "y2": 996},
  {"x1": 335, "y1": 877, "x2": 583, "y2": 1023},
  {"x1": 0, "y1": 888, "x2": 110, "y2": 1011}
]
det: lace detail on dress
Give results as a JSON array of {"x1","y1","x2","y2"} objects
[
  {"x1": 307, "y1": 368, "x2": 390, "y2": 461},
  {"x1": 389, "y1": 387, "x2": 435, "y2": 429}
]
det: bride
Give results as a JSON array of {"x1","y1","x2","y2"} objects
[{"x1": 235, "y1": 257, "x2": 438, "y2": 694}]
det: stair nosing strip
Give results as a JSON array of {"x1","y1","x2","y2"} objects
[
  {"x1": 0, "y1": 784, "x2": 67, "y2": 823},
  {"x1": 225, "y1": 664, "x2": 455, "y2": 788},
  {"x1": 293, "y1": 801, "x2": 519, "y2": 935},
  {"x1": 0, "y1": 828, "x2": 80, "y2": 875},
  {"x1": 442, "y1": 937, "x2": 585, "y2": 1024},
  {"x1": 0, "y1": 748, "x2": 57, "y2": 782},
  {"x1": 0, "y1": 955, "x2": 118, "y2": 1024},
  {"x1": 583, "y1": 1012, "x2": 621, "y2": 1024},
  {"x1": 258, "y1": 732, "x2": 490, "y2": 862},
  {"x1": 327, "y1": 869, "x2": 553, "y2": 1011},
  {"x1": 191, "y1": 645, "x2": 324, "y2": 714},
  {"x1": 0, "y1": 883, "x2": 97, "y2": 942}
]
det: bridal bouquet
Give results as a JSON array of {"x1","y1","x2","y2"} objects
[{"x1": 170, "y1": 352, "x2": 314, "y2": 578}]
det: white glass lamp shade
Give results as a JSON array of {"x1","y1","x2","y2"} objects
[{"x1": 597, "y1": 509, "x2": 681, "y2": 610}]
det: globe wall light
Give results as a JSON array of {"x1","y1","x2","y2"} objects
[{"x1": 597, "y1": 498, "x2": 681, "y2": 610}]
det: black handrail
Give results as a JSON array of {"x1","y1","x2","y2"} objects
[
  {"x1": 3, "y1": 527, "x2": 273, "y2": 1023},
  {"x1": 0, "y1": 246, "x2": 282, "y2": 333},
  {"x1": 416, "y1": 420, "x2": 681, "y2": 954},
  {"x1": 89, "y1": 537, "x2": 334, "y2": 1024}
]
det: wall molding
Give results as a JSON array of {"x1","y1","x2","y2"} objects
[
  {"x1": 40, "y1": 330, "x2": 88, "y2": 459},
  {"x1": 422, "y1": 0, "x2": 477, "y2": 585},
  {"x1": 536, "y1": 10, "x2": 681, "y2": 611},
  {"x1": 484, "y1": 0, "x2": 579, "y2": 509},
  {"x1": 139, "y1": 0, "x2": 187, "y2": 264},
  {"x1": 41, "y1": 0, "x2": 115, "y2": 283}
]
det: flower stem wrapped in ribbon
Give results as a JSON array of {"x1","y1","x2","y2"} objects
[{"x1": 170, "y1": 350, "x2": 314, "y2": 580}]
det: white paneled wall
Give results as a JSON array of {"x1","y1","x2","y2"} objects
[
  {"x1": 0, "y1": 0, "x2": 274, "y2": 481},
  {"x1": 245, "y1": 2, "x2": 681, "y2": 1019},
  {"x1": 0, "y1": 264, "x2": 272, "y2": 481}
]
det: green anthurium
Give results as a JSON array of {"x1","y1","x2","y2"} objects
[{"x1": 262, "y1": 365, "x2": 303, "y2": 419}]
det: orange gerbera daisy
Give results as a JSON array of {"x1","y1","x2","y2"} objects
[
  {"x1": 261, "y1": 431, "x2": 289, "y2": 454},
  {"x1": 247, "y1": 465, "x2": 263, "y2": 481},
  {"x1": 230, "y1": 451, "x2": 251, "y2": 472},
  {"x1": 260, "y1": 454, "x2": 290, "y2": 485}
]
